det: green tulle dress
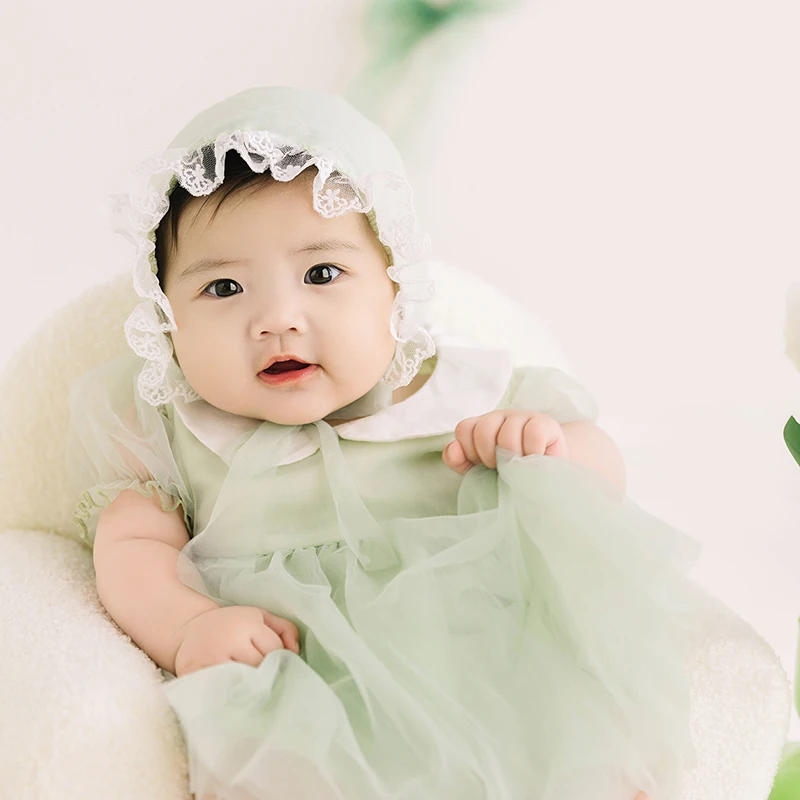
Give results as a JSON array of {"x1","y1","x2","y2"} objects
[{"x1": 68, "y1": 342, "x2": 700, "y2": 800}]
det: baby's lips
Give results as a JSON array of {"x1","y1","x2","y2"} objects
[
  {"x1": 264, "y1": 360, "x2": 310, "y2": 374},
  {"x1": 259, "y1": 355, "x2": 313, "y2": 374}
]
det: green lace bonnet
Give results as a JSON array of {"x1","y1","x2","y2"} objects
[{"x1": 107, "y1": 86, "x2": 435, "y2": 407}]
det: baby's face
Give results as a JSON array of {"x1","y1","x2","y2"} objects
[{"x1": 161, "y1": 172, "x2": 397, "y2": 425}]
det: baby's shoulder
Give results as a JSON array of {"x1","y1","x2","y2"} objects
[
  {"x1": 70, "y1": 351, "x2": 140, "y2": 402},
  {"x1": 497, "y1": 364, "x2": 573, "y2": 404},
  {"x1": 497, "y1": 365, "x2": 599, "y2": 424},
  {"x1": 69, "y1": 351, "x2": 170, "y2": 435}
]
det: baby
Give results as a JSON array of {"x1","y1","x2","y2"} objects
[{"x1": 68, "y1": 87, "x2": 696, "y2": 800}]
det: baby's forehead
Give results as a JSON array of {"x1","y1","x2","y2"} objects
[
  {"x1": 182, "y1": 177, "x2": 362, "y2": 232},
  {"x1": 157, "y1": 147, "x2": 392, "y2": 272},
  {"x1": 172, "y1": 185, "x2": 380, "y2": 262},
  {"x1": 173, "y1": 169, "x2": 309, "y2": 229}
]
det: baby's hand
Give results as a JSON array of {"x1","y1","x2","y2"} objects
[
  {"x1": 172, "y1": 605, "x2": 300, "y2": 677},
  {"x1": 442, "y1": 410, "x2": 569, "y2": 475}
]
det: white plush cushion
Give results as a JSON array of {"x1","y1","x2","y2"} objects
[
  {"x1": 0, "y1": 267, "x2": 789, "y2": 799},
  {"x1": 0, "y1": 530, "x2": 189, "y2": 800},
  {"x1": 0, "y1": 530, "x2": 788, "y2": 800}
]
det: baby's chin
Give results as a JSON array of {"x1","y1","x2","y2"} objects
[
  {"x1": 214, "y1": 397, "x2": 352, "y2": 426},
  {"x1": 192, "y1": 375, "x2": 389, "y2": 425},
  {"x1": 259, "y1": 409, "x2": 334, "y2": 426}
]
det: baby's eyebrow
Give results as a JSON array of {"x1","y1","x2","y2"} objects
[
  {"x1": 176, "y1": 239, "x2": 363, "y2": 284},
  {"x1": 176, "y1": 257, "x2": 251, "y2": 284},
  {"x1": 291, "y1": 238, "x2": 363, "y2": 255}
]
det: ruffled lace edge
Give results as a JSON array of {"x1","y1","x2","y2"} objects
[
  {"x1": 108, "y1": 130, "x2": 436, "y2": 407},
  {"x1": 73, "y1": 479, "x2": 190, "y2": 548}
]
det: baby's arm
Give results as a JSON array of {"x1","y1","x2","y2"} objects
[
  {"x1": 95, "y1": 489, "x2": 301, "y2": 677},
  {"x1": 93, "y1": 489, "x2": 221, "y2": 675},
  {"x1": 561, "y1": 419, "x2": 626, "y2": 492}
]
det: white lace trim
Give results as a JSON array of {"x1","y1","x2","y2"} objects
[{"x1": 108, "y1": 130, "x2": 435, "y2": 407}]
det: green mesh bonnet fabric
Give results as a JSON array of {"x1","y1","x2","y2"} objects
[{"x1": 107, "y1": 86, "x2": 435, "y2": 407}]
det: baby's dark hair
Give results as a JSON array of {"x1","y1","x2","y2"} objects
[
  {"x1": 154, "y1": 149, "x2": 284, "y2": 288},
  {"x1": 154, "y1": 148, "x2": 392, "y2": 288}
]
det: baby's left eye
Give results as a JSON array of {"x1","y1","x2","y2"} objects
[{"x1": 304, "y1": 264, "x2": 343, "y2": 285}]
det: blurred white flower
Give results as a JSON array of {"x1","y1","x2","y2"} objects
[{"x1": 786, "y1": 282, "x2": 800, "y2": 374}]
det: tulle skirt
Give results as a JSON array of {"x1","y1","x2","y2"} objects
[{"x1": 163, "y1": 447, "x2": 699, "y2": 800}]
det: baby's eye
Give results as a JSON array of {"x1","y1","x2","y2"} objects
[
  {"x1": 304, "y1": 264, "x2": 343, "y2": 285},
  {"x1": 203, "y1": 279, "x2": 242, "y2": 298}
]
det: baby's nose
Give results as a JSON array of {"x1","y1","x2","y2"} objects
[{"x1": 251, "y1": 297, "x2": 308, "y2": 336}]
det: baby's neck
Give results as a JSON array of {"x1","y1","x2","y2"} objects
[
  {"x1": 326, "y1": 356, "x2": 436, "y2": 427},
  {"x1": 391, "y1": 366, "x2": 433, "y2": 404}
]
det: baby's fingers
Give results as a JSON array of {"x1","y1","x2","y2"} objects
[
  {"x1": 229, "y1": 639, "x2": 271, "y2": 668},
  {"x1": 495, "y1": 415, "x2": 528, "y2": 458},
  {"x1": 523, "y1": 417, "x2": 568, "y2": 458},
  {"x1": 442, "y1": 440, "x2": 473, "y2": 475},
  {"x1": 453, "y1": 417, "x2": 481, "y2": 467},
  {"x1": 473, "y1": 412, "x2": 508, "y2": 469},
  {"x1": 250, "y1": 624, "x2": 285, "y2": 659},
  {"x1": 263, "y1": 611, "x2": 301, "y2": 654}
]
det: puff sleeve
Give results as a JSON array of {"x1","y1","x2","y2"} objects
[
  {"x1": 66, "y1": 351, "x2": 193, "y2": 548},
  {"x1": 501, "y1": 365, "x2": 599, "y2": 424}
]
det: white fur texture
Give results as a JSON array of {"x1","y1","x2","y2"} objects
[
  {"x1": 0, "y1": 530, "x2": 788, "y2": 800},
  {"x1": 0, "y1": 269, "x2": 789, "y2": 799},
  {"x1": 0, "y1": 530, "x2": 189, "y2": 800}
]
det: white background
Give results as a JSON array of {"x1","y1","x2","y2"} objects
[{"x1": 2, "y1": 0, "x2": 799, "y2": 737}]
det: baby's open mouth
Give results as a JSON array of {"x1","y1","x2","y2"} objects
[
  {"x1": 263, "y1": 359, "x2": 310, "y2": 374},
  {"x1": 258, "y1": 358, "x2": 320, "y2": 386}
]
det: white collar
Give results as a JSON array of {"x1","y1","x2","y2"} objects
[{"x1": 171, "y1": 333, "x2": 514, "y2": 466}]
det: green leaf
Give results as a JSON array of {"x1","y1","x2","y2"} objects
[{"x1": 783, "y1": 416, "x2": 800, "y2": 467}]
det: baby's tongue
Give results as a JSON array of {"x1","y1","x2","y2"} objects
[{"x1": 267, "y1": 360, "x2": 307, "y2": 374}]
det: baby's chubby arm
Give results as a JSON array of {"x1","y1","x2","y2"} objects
[
  {"x1": 442, "y1": 410, "x2": 626, "y2": 493},
  {"x1": 94, "y1": 489, "x2": 300, "y2": 676}
]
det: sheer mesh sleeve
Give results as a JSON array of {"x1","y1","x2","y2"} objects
[
  {"x1": 66, "y1": 351, "x2": 193, "y2": 548},
  {"x1": 502, "y1": 366, "x2": 599, "y2": 424}
]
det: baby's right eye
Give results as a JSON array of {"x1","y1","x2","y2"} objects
[{"x1": 202, "y1": 279, "x2": 242, "y2": 298}]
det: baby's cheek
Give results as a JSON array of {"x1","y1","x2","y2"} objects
[{"x1": 339, "y1": 299, "x2": 394, "y2": 349}]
